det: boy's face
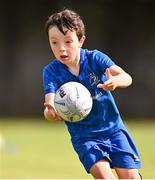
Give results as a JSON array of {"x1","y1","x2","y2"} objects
[{"x1": 48, "y1": 26, "x2": 85, "y2": 65}]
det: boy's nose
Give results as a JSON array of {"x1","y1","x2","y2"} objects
[{"x1": 59, "y1": 45, "x2": 66, "y2": 52}]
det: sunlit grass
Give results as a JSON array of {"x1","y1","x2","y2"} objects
[{"x1": 0, "y1": 118, "x2": 154, "y2": 178}]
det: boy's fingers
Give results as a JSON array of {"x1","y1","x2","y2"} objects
[
  {"x1": 44, "y1": 103, "x2": 63, "y2": 121},
  {"x1": 44, "y1": 103, "x2": 53, "y2": 109},
  {"x1": 97, "y1": 83, "x2": 107, "y2": 90},
  {"x1": 97, "y1": 80, "x2": 112, "y2": 88},
  {"x1": 104, "y1": 79, "x2": 112, "y2": 86},
  {"x1": 56, "y1": 114, "x2": 63, "y2": 121},
  {"x1": 97, "y1": 83, "x2": 102, "y2": 88},
  {"x1": 105, "y1": 68, "x2": 112, "y2": 80},
  {"x1": 97, "y1": 83, "x2": 105, "y2": 88}
]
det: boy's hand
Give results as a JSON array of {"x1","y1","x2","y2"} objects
[
  {"x1": 44, "y1": 103, "x2": 63, "y2": 121},
  {"x1": 97, "y1": 68, "x2": 117, "y2": 91}
]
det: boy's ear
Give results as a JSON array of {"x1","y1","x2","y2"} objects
[{"x1": 79, "y1": 35, "x2": 86, "y2": 47}]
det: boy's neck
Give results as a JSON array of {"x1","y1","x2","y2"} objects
[{"x1": 67, "y1": 62, "x2": 80, "y2": 77}]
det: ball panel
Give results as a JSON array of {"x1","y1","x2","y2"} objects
[{"x1": 54, "y1": 82, "x2": 93, "y2": 122}]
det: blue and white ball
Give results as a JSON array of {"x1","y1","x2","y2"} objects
[{"x1": 54, "y1": 82, "x2": 93, "y2": 122}]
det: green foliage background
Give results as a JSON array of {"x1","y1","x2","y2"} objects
[{"x1": 0, "y1": 118, "x2": 154, "y2": 179}]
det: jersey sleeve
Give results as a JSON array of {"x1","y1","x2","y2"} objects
[
  {"x1": 42, "y1": 65, "x2": 58, "y2": 94},
  {"x1": 92, "y1": 50, "x2": 115, "y2": 73}
]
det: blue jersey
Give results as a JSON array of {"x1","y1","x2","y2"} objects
[{"x1": 43, "y1": 49, "x2": 125, "y2": 138}]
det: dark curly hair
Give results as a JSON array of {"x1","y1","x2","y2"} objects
[{"x1": 45, "y1": 9, "x2": 85, "y2": 40}]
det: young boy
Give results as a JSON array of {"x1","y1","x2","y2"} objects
[{"x1": 42, "y1": 8, "x2": 141, "y2": 179}]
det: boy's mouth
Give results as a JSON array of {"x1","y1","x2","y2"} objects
[
  {"x1": 60, "y1": 55, "x2": 68, "y2": 58},
  {"x1": 60, "y1": 55, "x2": 69, "y2": 61}
]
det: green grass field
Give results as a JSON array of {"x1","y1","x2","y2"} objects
[{"x1": 0, "y1": 118, "x2": 155, "y2": 179}]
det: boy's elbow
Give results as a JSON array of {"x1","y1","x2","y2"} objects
[{"x1": 127, "y1": 74, "x2": 133, "y2": 86}]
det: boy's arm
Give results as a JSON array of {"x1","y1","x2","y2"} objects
[
  {"x1": 97, "y1": 65, "x2": 132, "y2": 91},
  {"x1": 44, "y1": 93, "x2": 63, "y2": 121}
]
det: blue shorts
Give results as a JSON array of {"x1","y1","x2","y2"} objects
[{"x1": 71, "y1": 128, "x2": 141, "y2": 172}]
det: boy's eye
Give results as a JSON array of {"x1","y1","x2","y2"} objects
[
  {"x1": 51, "y1": 41, "x2": 57, "y2": 45},
  {"x1": 66, "y1": 40, "x2": 72, "y2": 43}
]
